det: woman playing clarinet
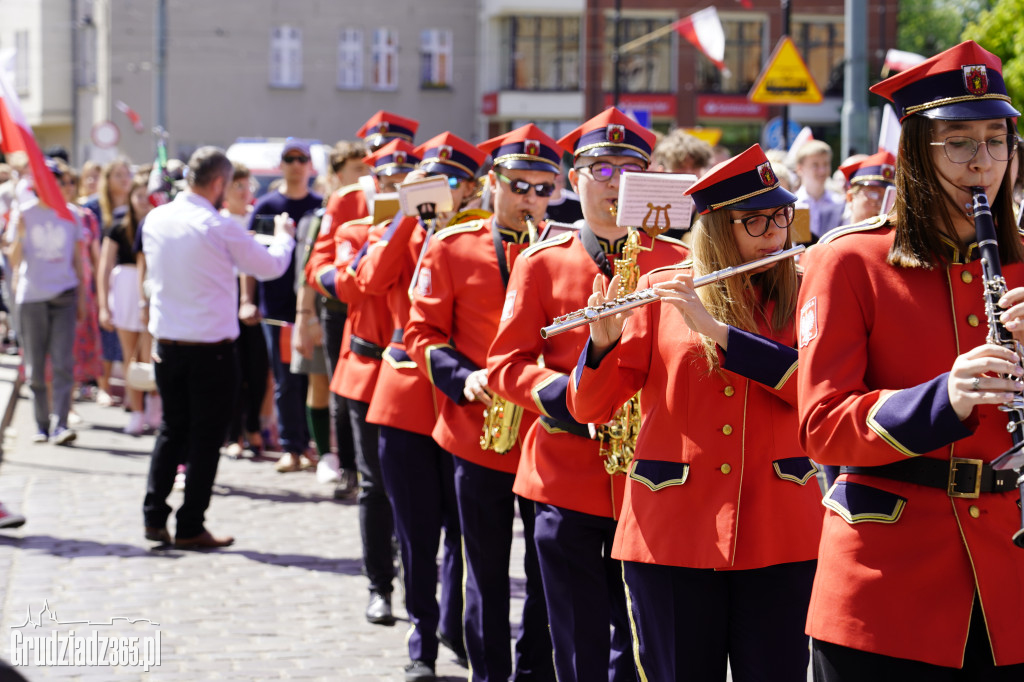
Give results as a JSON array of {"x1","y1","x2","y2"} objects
[
  {"x1": 798, "y1": 41, "x2": 1024, "y2": 679},
  {"x1": 567, "y1": 143, "x2": 824, "y2": 681}
]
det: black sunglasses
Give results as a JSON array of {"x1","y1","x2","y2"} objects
[
  {"x1": 282, "y1": 155, "x2": 310, "y2": 164},
  {"x1": 495, "y1": 171, "x2": 555, "y2": 198}
]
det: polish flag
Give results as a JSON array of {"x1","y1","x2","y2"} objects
[
  {"x1": 115, "y1": 100, "x2": 145, "y2": 133},
  {"x1": 0, "y1": 59, "x2": 72, "y2": 221},
  {"x1": 882, "y1": 49, "x2": 926, "y2": 77},
  {"x1": 784, "y1": 126, "x2": 814, "y2": 168},
  {"x1": 674, "y1": 7, "x2": 727, "y2": 73},
  {"x1": 877, "y1": 103, "x2": 901, "y2": 156}
]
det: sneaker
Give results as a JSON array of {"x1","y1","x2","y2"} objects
[
  {"x1": 275, "y1": 452, "x2": 301, "y2": 473},
  {"x1": 67, "y1": 410, "x2": 83, "y2": 426},
  {"x1": 298, "y1": 450, "x2": 318, "y2": 471},
  {"x1": 124, "y1": 411, "x2": 146, "y2": 436},
  {"x1": 32, "y1": 431, "x2": 48, "y2": 444},
  {"x1": 333, "y1": 469, "x2": 359, "y2": 500},
  {"x1": 51, "y1": 427, "x2": 77, "y2": 446},
  {"x1": 173, "y1": 464, "x2": 186, "y2": 491},
  {"x1": 316, "y1": 453, "x2": 342, "y2": 484},
  {"x1": 96, "y1": 389, "x2": 114, "y2": 407},
  {"x1": 222, "y1": 442, "x2": 245, "y2": 459},
  {"x1": 144, "y1": 393, "x2": 162, "y2": 430},
  {"x1": 404, "y1": 660, "x2": 436, "y2": 682},
  {"x1": 0, "y1": 503, "x2": 26, "y2": 529}
]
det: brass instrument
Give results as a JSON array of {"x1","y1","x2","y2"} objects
[
  {"x1": 479, "y1": 213, "x2": 534, "y2": 454},
  {"x1": 540, "y1": 245, "x2": 806, "y2": 338},
  {"x1": 592, "y1": 229, "x2": 645, "y2": 475}
]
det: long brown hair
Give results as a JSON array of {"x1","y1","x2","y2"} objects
[
  {"x1": 97, "y1": 157, "x2": 131, "y2": 228},
  {"x1": 690, "y1": 208, "x2": 798, "y2": 370},
  {"x1": 890, "y1": 115, "x2": 1022, "y2": 268}
]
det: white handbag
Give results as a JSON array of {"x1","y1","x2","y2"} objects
[{"x1": 126, "y1": 361, "x2": 157, "y2": 392}]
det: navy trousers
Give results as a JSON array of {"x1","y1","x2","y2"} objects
[
  {"x1": 623, "y1": 559, "x2": 817, "y2": 682},
  {"x1": 348, "y1": 399, "x2": 394, "y2": 594},
  {"x1": 378, "y1": 425, "x2": 462, "y2": 664},
  {"x1": 533, "y1": 502, "x2": 635, "y2": 682},
  {"x1": 452, "y1": 456, "x2": 554, "y2": 682}
]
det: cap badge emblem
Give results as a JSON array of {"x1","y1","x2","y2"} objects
[
  {"x1": 963, "y1": 65, "x2": 988, "y2": 96},
  {"x1": 757, "y1": 161, "x2": 777, "y2": 187},
  {"x1": 607, "y1": 124, "x2": 625, "y2": 143}
]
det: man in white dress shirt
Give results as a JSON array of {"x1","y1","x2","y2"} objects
[{"x1": 141, "y1": 146, "x2": 295, "y2": 549}]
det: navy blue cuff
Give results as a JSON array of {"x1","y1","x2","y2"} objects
[
  {"x1": 316, "y1": 267, "x2": 337, "y2": 298},
  {"x1": 349, "y1": 241, "x2": 371, "y2": 272},
  {"x1": 867, "y1": 372, "x2": 975, "y2": 456},
  {"x1": 721, "y1": 326, "x2": 798, "y2": 389},
  {"x1": 426, "y1": 346, "x2": 477, "y2": 404},
  {"x1": 533, "y1": 374, "x2": 576, "y2": 423}
]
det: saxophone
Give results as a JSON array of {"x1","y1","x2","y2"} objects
[
  {"x1": 479, "y1": 213, "x2": 536, "y2": 454},
  {"x1": 595, "y1": 228, "x2": 644, "y2": 475}
]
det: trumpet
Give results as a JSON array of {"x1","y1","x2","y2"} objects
[{"x1": 539, "y1": 245, "x2": 805, "y2": 338}]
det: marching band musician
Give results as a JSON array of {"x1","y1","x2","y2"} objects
[
  {"x1": 352, "y1": 132, "x2": 487, "y2": 681},
  {"x1": 568, "y1": 144, "x2": 823, "y2": 681},
  {"x1": 404, "y1": 125, "x2": 560, "y2": 682},
  {"x1": 486, "y1": 108, "x2": 688, "y2": 682},
  {"x1": 798, "y1": 41, "x2": 1024, "y2": 679},
  {"x1": 837, "y1": 149, "x2": 897, "y2": 224},
  {"x1": 325, "y1": 139, "x2": 420, "y2": 627}
]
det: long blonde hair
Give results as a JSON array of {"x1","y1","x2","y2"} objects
[
  {"x1": 690, "y1": 208, "x2": 798, "y2": 370},
  {"x1": 97, "y1": 157, "x2": 131, "y2": 228}
]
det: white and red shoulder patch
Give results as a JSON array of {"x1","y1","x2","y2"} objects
[
  {"x1": 799, "y1": 297, "x2": 818, "y2": 348},
  {"x1": 501, "y1": 289, "x2": 517, "y2": 322},
  {"x1": 416, "y1": 268, "x2": 432, "y2": 297}
]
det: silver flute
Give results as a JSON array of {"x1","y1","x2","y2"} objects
[{"x1": 539, "y1": 245, "x2": 805, "y2": 339}]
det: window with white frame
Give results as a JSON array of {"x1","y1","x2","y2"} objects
[
  {"x1": 337, "y1": 28, "x2": 363, "y2": 90},
  {"x1": 14, "y1": 30, "x2": 29, "y2": 95},
  {"x1": 269, "y1": 25, "x2": 302, "y2": 88},
  {"x1": 420, "y1": 29, "x2": 452, "y2": 88},
  {"x1": 371, "y1": 27, "x2": 398, "y2": 91}
]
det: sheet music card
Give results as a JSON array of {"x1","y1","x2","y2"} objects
[{"x1": 616, "y1": 172, "x2": 698, "y2": 236}]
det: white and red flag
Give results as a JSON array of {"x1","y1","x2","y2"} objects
[
  {"x1": 115, "y1": 100, "x2": 145, "y2": 133},
  {"x1": 882, "y1": 49, "x2": 926, "y2": 77},
  {"x1": 0, "y1": 57, "x2": 72, "y2": 221},
  {"x1": 785, "y1": 126, "x2": 815, "y2": 168},
  {"x1": 674, "y1": 7, "x2": 728, "y2": 73},
  {"x1": 877, "y1": 103, "x2": 902, "y2": 156}
]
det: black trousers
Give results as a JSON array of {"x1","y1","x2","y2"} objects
[
  {"x1": 227, "y1": 321, "x2": 268, "y2": 443},
  {"x1": 320, "y1": 303, "x2": 356, "y2": 471},
  {"x1": 348, "y1": 398, "x2": 395, "y2": 594},
  {"x1": 143, "y1": 341, "x2": 239, "y2": 538},
  {"x1": 812, "y1": 597, "x2": 1024, "y2": 682}
]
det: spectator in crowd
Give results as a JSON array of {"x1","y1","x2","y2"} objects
[
  {"x1": 7, "y1": 160, "x2": 86, "y2": 445},
  {"x1": 97, "y1": 177, "x2": 156, "y2": 435},
  {"x1": 242, "y1": 138, "x2": 322, "y2": 472},
  {"x1": 793, "y1": 140, "x2": 845, "y2": 240},
  {"x1": 141, "y1": 146, "x2": 295, "y2": 549},
  {"x1": 651, "y1": 129, "x2": 714, "y2": 176},
  {"x1": 77, "y1": 160, "x2": 101, "y2": 204}
]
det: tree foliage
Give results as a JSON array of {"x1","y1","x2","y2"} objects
[
  {"x1": 962, "y1": 0, "x2": 1024, "y2": 115},
  {"x1": 898, "y1": 0, "x2": 970, "y2": 56}
]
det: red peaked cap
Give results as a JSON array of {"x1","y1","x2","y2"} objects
[
  {"x1": 839, "y1": 150, "x2": 897, "y2": 187},
  {"x1": 363, "y1": 139, "x2": 421, "y2": 176},
  {"x1": 870, "y1": 40, "x2": 1019, "y2": 122},
  {"x1": 478, "y1": 124, "x2": 563, "y2": 172},
  {"x1": 686, "y1": 144, "x2": 797, "y2": 215},
  {"x1": 356, "y1": 111, "x2": 420, "y2": 149},
  {"x1": 557, "y1": 107, "x2": 656, "y2": 163},
  {"x1": 415, "y1": 132, "x2": 488, "y2": 180}
]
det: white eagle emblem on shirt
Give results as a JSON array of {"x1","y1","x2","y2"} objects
[{"x1": 29, "y1": 220, "x2": 68, "y2": 261}]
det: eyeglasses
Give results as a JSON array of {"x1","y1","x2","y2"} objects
[
  {"x1": 494, "y1": 171, "x2": 555, "y2": 198},
  {"x1": 731, "y1": 204, "x2": 795, "y2": 237},
  {"x1": 577, "y1": 161, "x2": 645, "y2": 182},
  {"x1": 929, "y1": 133, "x2": 1017, "y2": 164},
  {"x1": 853, "y1": 187, "x2": 884, "y2": 202},
  {"x1": 282, "y1": 155, "x2": 310, "y2": 164}
]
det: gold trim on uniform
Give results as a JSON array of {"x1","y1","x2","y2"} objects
[
  {"x1": 530, "y1": 373, "x2": 568, "y2": 418},
  {"x1": 866, "y1": 391, "x2": 924, "y2": 458},
  {"x1": 520, "y1": 230, "x2": 573, "y2": 258},
  {"x1": 822, "y1": 483, "x2": 907, "y2": 524},
  {"x1": 772, "y1": 460, "x2": 819, "y2": 485},
  {"x1": 904, "y1": 93, "x2": 1012, "y2": 116},
  {"x1": 573, "y1": 142, "x2": 651, "y2": 162},
  {"x1": 493, "y1": 153, "x2": 561, "y2": 171},
  {"x1": 382, "y1": 346, "x2": 417, "y2": 370},
  {"x1": 424, "y1": 343, "x2": 454, "y2": 386},
  {"x1": 774, "y1": 360, "x2": 799, "y2": 391}
]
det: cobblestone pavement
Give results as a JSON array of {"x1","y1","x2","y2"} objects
[{"x1": 0, "y1": 355, "x2": 530, "y2": 681}]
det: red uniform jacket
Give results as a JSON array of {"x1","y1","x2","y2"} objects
[
  {"x1": 405, "y1": 217, "x2": 534, "y2": 472},
  {"x1": 326, "y1": 216, "x2": 391, "y2": 404},
  {"x1": 798, "y1": 222, "x2": 1024, "y2": 667},
  {"x1": 488, "y1": 228, "x2": 688, "y2": 518},
  {"x1": 568, "y1": 265, "x2": 823, "y2": 569},
  {"x1": 306, "y1": 183, "x2": 368, "y2": 300},
  {"x1": 356, "y1": 214, "x2": 443, "y2": 436}
]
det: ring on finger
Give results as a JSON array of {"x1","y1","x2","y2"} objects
[{"x1": 972, "y1": 376, "x2": 981, "y2": 391}]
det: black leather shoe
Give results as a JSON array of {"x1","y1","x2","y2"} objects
[
  {"x1": 404, "y1": 660, "x2": 436, "y2": 681},
  {"x1": 366, "y1": 590, "x2": 394, "y2": 625},
  {"x1": 438, "y1": 631, "x2": 468, "y2": 667},
  {"x1": 144, "y1": 526, "x2": 171, "y2": 544}
]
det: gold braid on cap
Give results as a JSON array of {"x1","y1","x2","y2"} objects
[
  {"x1": 851, "y1": 174, "x2": 890, "y2": 185},
  {"x1": 373, "y1": 161, "x2": 418, "y2": 174},
  {"x1": 573, "y1": 142, "x2": 651, "y2": 162},
  {"x1": 493, "y1": 154, "x2": 561, "y2": 171},
  {"x1": 421, "y1": 157, "x2": 474, "y2": 177},
  {"x1": 904, "y1": 93, "x2": 1012, "y2": 116},
  {"x1": 708, "y1": 183, "x2": 778, "y2": 211}
]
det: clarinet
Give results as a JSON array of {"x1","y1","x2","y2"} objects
[{"x1": 971, "y1": 186, "x2": 1024, "y2": 548}]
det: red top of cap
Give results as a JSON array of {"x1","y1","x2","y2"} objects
[
  {"x1": 557, "y1": 107, "x2": 656, "y2": 161},
  {"x1": 839, "y1": 150, "x2": 897, "y2": 186},
  {"x1": 478, "y1": 124, "x2": 563, "y2": 172},
  {"x1": 356, "y1": 111, "x2": 420, "y2": 142},
  {"x1": 363, "y1": 139, "x2": 420, "y2": 171},
  {"x1": 414, "y1": 132, "x2": 488, "y2": 178}
]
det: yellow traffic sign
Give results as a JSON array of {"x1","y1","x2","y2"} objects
[
  {"x1": 748, "y1": 37, "x2": 823, "y2": 105},
  {"x1": 681, "y1": 127, "x2": 722, "y2": 146}
]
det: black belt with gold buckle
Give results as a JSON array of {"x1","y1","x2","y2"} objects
[
  {"x1": 349, "y1": 335, "x2": 385, "y2": 360},
  {"x1": 840, "y1": 457, "x2": 1018, "y2": 499}
]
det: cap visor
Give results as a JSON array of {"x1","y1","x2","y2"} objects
[
  {"x1": 729, "y1": 186, "x2": 799, "y2": 212},
  {"x1": 917, "y1": 100, "x2": 1020, "y2": 121},
  {"x1": 420, "y1": 161, "x2": 471, "y2": 180},
  {"x1": 576, "y1": 146, "x2": 648, "y2": 162},
  {"x1": 494, "y1": 159, "x2": 559, "y2": 173}
]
